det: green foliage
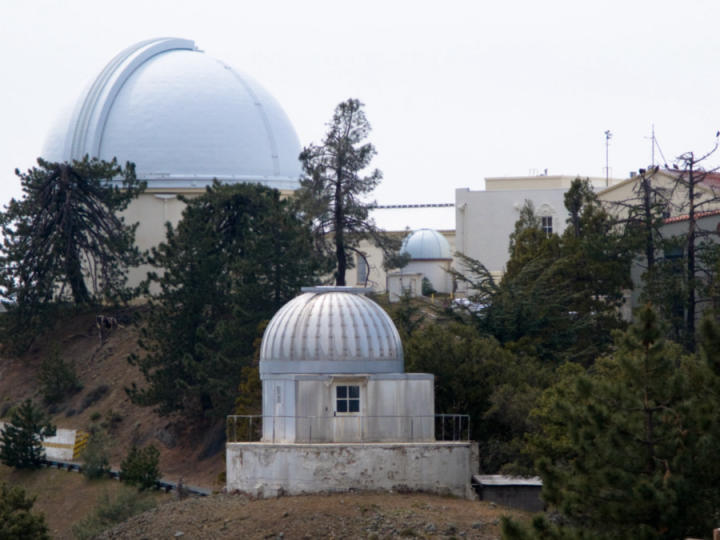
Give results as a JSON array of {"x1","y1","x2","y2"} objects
[
  {"x1": 81, "y1": 428, "x2": 111, "y2": 479},
  {"x1": 128, "y1": 182, "x2": 327, "y2": 418},
  {"x1": 38, "y1": 345, "x2": 82, "y2": 404},
  {"x1": 420, "y1": 277, "x2": 436, "y2": 297},
  {"x1": 0, "y1": 483, "x2": 49, "y2": 540},
  {"x1": 81, "y1": 384, "x2": 109, "y2": 411},
  {"x1": 456, "y1": 178, "x2": 631, "y2": 365},
  {"x1": 518, "y1": 306, "x2": 720, "y2": 539},
  {"x1": 296, "y1": 98, "x2": 400, "y2": 285},
  {"x1": 0, "y1": 157, "x2": 145, "y2": 353},
  {"x1": 387, "y1": 291, "x2": 426, "y2": 339},
  {"x1": 404, "y1": 323, "x2": 549, "y2": 471},
  {"x1": 0, "y1": 399, "x2": 55, "y2": 469},
  {"x1": 71, "y1": 487, "x2": 156, "y2": 539},
  {"x1": 120, "y1": 445, "x2": 160, "y2": 490}
]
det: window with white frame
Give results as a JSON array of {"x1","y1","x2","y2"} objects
[
  {"x1": 336, "y1": 385, "x2": 360, "y2": 413},
  {"x1": 541, "y1": 215, "x2": 553, "y2": 236}
]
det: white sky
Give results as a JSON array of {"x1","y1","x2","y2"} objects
[{"x1": 2, "y1": 0, "x2": 720, "y2": 230}]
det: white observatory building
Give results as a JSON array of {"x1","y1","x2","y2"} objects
[
  {"x1": 226, "y1": 287, "x2": 478, "y2": 498},
  {"x1": 387, "y1": 229, "x2": 454, "y2": 301},
  {"x1": 42, "y1": 37, "x2": 302, "y2": 288}
]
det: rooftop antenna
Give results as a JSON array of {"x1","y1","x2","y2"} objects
[
  {"x1": 604, "y1": 130, "x2": 612, "y2": 186},
  {"x1": 645, "y1": 124, "x2": 670, "y2": 168}
]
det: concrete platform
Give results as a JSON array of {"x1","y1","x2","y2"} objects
[{"x1": 227, "y1": 441, "x2": 479, "y2": 499}]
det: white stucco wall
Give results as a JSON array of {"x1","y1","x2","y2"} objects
[
  {"x1": 455, "y1": 187, "x2": 569, "y2": 278},
  {"x1": 118, "y1": 187, "x2": 296, "y2": 291},
  {"x1": 226, "y1": 441, "x2": 479, "y2": 498},
  {"x1": 261, "y1": 374, "x2": 435, "y2": 443}
]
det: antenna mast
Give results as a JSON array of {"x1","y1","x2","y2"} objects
[
  {"x1": 651, "y1": 124, "x2": 655, "y2": 167},
  {"x1": 604, "y1": 130, "x2": 612, "y2": 186}
]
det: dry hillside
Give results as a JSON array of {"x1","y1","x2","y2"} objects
[{"x1": 0, "y1": 307, "x2": 225, "y2": 488}]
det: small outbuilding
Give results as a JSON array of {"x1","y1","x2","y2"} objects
[
  {"x1": 387, "y1": 229, "x2": 454, "y2": 301},
  {"x1": 226, "y1": 286, "x2": 477, "y2": 498}
]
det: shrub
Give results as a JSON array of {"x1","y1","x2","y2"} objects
[
  {"x1": 38, "y1": 346, "x2": 82, "y2": 404},
  {"x1": 81, "y1": 429, "x2": 110, "y2": 480},
  {"x1": 0, "y1": 483, "x2": 49, "y2": 539},
  {"x1": 71, "y1": 488, "x2": 155, "y2": 540},
  {"x1": 120, "y1": 445, "x2": 160, "y2": 490},
  {"x1": 421, "y1": 277, "x2": 436, "y2": 297},
  {"x1": 81, "y1": 384, "x2": 109, "y2": 411},
  {"x1": 101, "y1": 409, "x2": 123, "y2": 432}
]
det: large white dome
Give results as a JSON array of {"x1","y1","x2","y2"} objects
[
  {"x1": 259, "y1": 287, "x2": 403, "y2": 376},
  {"x1": 42, "y1": 37, "x2": 302, "y2": 191},
  {"x1": 401, "y1": 229, "x2": 452, "y2": 260}
]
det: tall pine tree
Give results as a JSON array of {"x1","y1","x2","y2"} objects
[
  {"x1": 128, "y1": 182, "x2": 329, "y2": 418},
  {"x1": 296, "y1": 99, "x2": 400, "y2": 286},
  {"x1": 0, "y1": 399, "x2": 55, "y2": 470},
  {"x1": 0, "y1": 157, "x2": 144, "y2": 351},
  {"x1": 510, "y1": 307, "x2": 720, "y2": 539}
]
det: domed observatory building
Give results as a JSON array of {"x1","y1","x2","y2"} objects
[
  {"x1": 226, "y1": 287, "x2": 478, "y2": 498},
  {"x1": 42, "y1": 37, "x2": 302, "y2": 287},
  {"x1": 387, "y1": 229, "x2": 454, "y2": 301}
]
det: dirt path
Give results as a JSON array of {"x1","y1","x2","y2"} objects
[{"x1": 99, "y1": 491, "x2": 528, "y2": 539}]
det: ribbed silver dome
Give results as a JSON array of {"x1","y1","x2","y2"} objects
[{"x1": 259, "y1": 287, "x2": 403, "y2": 376}]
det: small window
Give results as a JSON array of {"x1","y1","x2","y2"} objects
[
  {"x1": 356, "y1": 254, "x2": 368, "y2": 285},
  {"x1": 336, "y1": 385, "x2": 360, "y2": 413},
  {"x1": 541, "y1": 216, "x2": 553, "y2": 236}
]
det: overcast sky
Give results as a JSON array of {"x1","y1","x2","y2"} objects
[{"x1": 2, "y1": 0, "x2": 719, "y2": 230}]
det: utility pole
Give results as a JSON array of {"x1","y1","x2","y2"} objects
[{"x1": 604, "y1": 130, "x2": 612, "y2": 186}]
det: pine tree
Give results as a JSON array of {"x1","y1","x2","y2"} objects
[
  {"x1": 0, "y1": 399, "x2": 55, "y2": 469},
  {"x1": 516, "y1": 306, "x2": 720, "y2": 539},
  {"x1": 0, "y1": 157, "x2": 145, "y2": 352},
  {"x1": 120, "y1": 445, "x2": 160, "y2": 491},
  {"x1": 128, "y1": 182, "x2": 329, "y2": 418},
  {"x1": 296, "y1": 99, "x2": 401, "y2": 285},
  {"x1": 0, "y1": 483, "x2": 49, "y2": 539}
]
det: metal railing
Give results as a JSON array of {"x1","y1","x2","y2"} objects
[{"x1": 226, "y1": 414, "x2": 470, "y2": 443}]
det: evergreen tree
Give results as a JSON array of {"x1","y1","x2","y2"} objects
[
  {"x1": 0, "y1": 399, "x2": 55, "y2": 469},
  {"x1": 456, "y1": 180, "x2": 631, "y2": 364},
  {"x1": 512, "y1": 306, "x2": 720, "y2": 539},
  {"x1": 404, "y1": 323, "x2": 549, "y2": 472},
  {"x1": 296, "y1": 98, "x2": 401, "y2": 285},
  {"x1": 0, "y1": 157, "x2": 144, "y2": 351},
  {"x1": 0, "y1": 483, "x2": 49, "y2": 540},
  {"x1": 128, "y1": 182, "x2": 328, "y2": 418},
  {"x1": 119, "y1": 445, "x2": 160, "y2": 491}
]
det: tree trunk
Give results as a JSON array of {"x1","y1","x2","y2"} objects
[{"x1": 686, "y1": 161, "x2": 696, "y2": 351}]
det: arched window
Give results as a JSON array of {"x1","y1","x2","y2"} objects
[{"x1": 356, "y1": 253, "x2": 368, "y2": 284}]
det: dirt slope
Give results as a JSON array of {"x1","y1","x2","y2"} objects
[
  {"x1": 99, "y1": 491, "x2": 527, "y2": 539},
  {"x1": 0, "y1": 308, "x2": 225, "y2": 488}
]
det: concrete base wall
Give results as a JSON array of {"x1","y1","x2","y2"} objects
[{"x1": 226, "y1": 442, "x2": 479, "y2": 499}]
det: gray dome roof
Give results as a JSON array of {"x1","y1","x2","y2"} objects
[
  {"x1": 401, "y1": 229, "x2": 452, "y2": 260},
  {"x1": 43, "y1": 37, "x2": 301, "y2": 191},
  {"x1": 260, "y1": 287, "x2": 403, "y2": 376}
]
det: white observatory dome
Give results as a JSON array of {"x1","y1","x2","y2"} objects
[
  {"x1": 42, "y1": 37, "x2": 302, "y2": 191},
  {"x1": 401, "y1": 229, "x2": 452, "y2": 260},
  {"x1": 259, "y1": 287, "x2": 403, "y2": 376}
]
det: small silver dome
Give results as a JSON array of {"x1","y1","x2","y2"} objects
[
  {"x1": 260, "y1": 287, "x2": 403, "y2": 376},
  {"x1": 401, "y1": 229, "x2": 452, "y2": 260}
]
